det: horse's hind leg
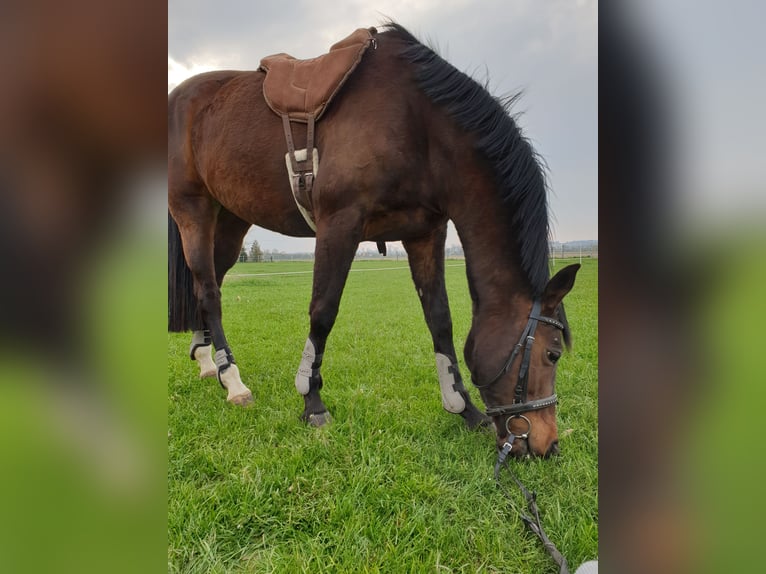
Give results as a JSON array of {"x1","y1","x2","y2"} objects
[
  {"x1": 189, "y1": 210, "x2": 251, "y2": 379},
  {"x1": 170, "y1": 194, "x2": 253, "y2": 406},
  {"x1": 403, "y1": 226, "x2": 490, "y2": 429},
  {"x1": 295, "y1": 210, "x2": 363, "y2": 426}
]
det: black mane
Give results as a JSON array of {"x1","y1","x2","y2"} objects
[{"x1": 381, "y1": 23, "x2": 551, "y2": 295}]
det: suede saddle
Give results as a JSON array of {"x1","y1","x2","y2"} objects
[
  {"x1": 260, "y1": 27, "x2": 377, "y2": 123},
  {"x1": 258, "y1": 28, "x2": 378, "y2": 236}
]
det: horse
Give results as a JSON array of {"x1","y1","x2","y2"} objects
[{"x1": 168, "y1": 23, "x2": 579, "y2": 458}]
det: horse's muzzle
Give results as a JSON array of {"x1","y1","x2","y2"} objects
[{"x1": 495, "y1": 430, "x2": 560, "y2": 459}]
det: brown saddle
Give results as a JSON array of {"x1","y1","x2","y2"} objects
[{"x1": 259, "y1": 27, "x2": 377, "y2": 123}]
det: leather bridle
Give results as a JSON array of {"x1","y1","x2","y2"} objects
[
  {"x1": 471, "y1": 299, "x2": 564, "y2": 433},
  {"x1": 480, "y1": 299, "x2": 571, "y2": 573}
]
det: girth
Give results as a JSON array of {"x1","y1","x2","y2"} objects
[{"x1": 280, "y1": 113, "x2": 316, "y2": 222}]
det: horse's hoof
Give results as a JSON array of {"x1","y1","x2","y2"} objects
[
  {"x1": 228, "y1": 391, "x2": 254, "y2": 407},
  {"x1": 199, "y1": 369, "x2": 217, "y2": 379},
  {"x1": 307, "y1": 411, "x2": 332, "y2": 427}
]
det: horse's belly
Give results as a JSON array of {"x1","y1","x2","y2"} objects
[
  {"x1": 200, "y1": 151, "x2": 315, "y2": 237},
  {"x1": 362, "y1": 209, "x2": 444, "y2": 242},
  {"x1": 220, "y1": 191, "x2": 315, "y2": 238}
]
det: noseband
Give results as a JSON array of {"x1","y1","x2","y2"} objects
[{"x1": 471, "y1": 300, "x2": 564, "y2": 427}]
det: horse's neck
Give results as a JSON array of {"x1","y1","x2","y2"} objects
[{"x1": 449, "y1": 183, "x2": 531, "y2": 316}]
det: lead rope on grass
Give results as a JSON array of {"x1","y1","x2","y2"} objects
[{"x1": 494, "y1": 441, "x2": 571, "y2": 574}]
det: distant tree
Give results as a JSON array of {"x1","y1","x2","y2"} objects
[
  {"x1": 238, "y1": 247, "x2": 247, "y2": 262},
  {"x1": 249, "y1": 240, "x2": 263, "y2": 263}
]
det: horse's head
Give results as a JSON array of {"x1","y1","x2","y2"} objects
[{"x1": 467, "y1": 264, "x2": 580, "y2": 458}]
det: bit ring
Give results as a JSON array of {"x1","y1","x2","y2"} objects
[{"x1": 505, "y1": 414, "x2": 531, "y2": 440}]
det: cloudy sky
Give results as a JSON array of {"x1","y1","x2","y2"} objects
[{"x1": 169, "y1": 0, "x2": 598, "y2": 252}]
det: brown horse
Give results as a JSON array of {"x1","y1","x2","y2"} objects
[{"x1": 168, "y1": 23, "x2": 579, "y2": 458}]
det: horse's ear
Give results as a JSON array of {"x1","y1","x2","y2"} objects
[{"x1": 542, "y1": 264, "x2": 580, "y2": 310}]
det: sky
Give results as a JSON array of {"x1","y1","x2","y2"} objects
[
  {"x1": 168, "y1": 0, "x2": 598, "y2": 252},
  {"x1": 628, "y1": 1, "x2": 766, "y2": 230}
]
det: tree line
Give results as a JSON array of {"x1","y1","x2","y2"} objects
[
  {"x1": 237, "y1": 239, "x2": 597, "y2": 263},
  {"x1": 238, "y1": 240, "x2": 264, "y2": 263}
]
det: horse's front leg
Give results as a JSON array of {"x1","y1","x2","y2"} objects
[
  {"x1": 403, "y1": 227, "x2": 490, "y2": 429},
  {"x1": 295, "y1": 210, "x2": 362, "y2": 426}
]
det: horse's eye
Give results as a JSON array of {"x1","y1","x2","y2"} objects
[{"x1": 546, "y1": 350, "x2": 561, "y2": 363}]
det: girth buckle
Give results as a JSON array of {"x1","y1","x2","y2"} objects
[{"x1": 294, "y1": 172, "x2": 314, "y2": 193}]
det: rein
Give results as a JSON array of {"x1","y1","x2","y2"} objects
[{"x1": 494, "y1": 441, "x2": 571, "y2": 574}]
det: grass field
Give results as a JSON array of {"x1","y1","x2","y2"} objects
[{"x1": 168, "y1": 257, "x2": 598, "y2": 573}]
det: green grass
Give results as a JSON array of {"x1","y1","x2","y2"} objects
[{"x1": 168, "y1": 257, "x2": 598, "y2": 573}]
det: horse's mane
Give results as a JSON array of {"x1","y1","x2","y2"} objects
[{"x1": 381, "y1": 22, "x2": 551, "y2": 295}]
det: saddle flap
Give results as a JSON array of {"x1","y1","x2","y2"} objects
[{"x1": 259, "y1": 27, "x2": 376, "y2": 122}]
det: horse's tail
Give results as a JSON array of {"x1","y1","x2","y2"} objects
[{"x1": 168, "y1": 211, "x2": 202, "y2": 332}]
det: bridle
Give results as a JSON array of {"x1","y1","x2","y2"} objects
[
  {"x1": 471, "y1": 299, "x2": 564, "y2": 438},
  {"x1": 474, "y1": 298, "x2": 571, "y2": 574}
]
